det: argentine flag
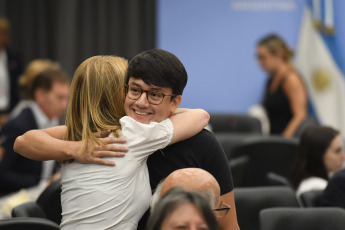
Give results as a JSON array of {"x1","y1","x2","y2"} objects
[{"x1": 295, "y1": 0, "x2": 345, "y2": 134}]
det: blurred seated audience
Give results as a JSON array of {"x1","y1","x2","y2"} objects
[
  {"x1": 321, "y1": 168, "x2": 345, "y2": 209},
  {"x1": 0, "y1": 68, "x2": 69, "y2": 196},
  {"x1": 0, "y1": 16, "x2": 23, "y2": 126},
  {"x1": 257, "y1": 34, "x2": 308, "y2": 137},
  {"x1": 146, "y1": 187, "x2": 219, "y2": 230},
  {"x1": 10, "y1": 59, "x2": 61, "y2": 119},
  {"x1": 291, "y1": 125, "x2": 345, "y2": 200}
]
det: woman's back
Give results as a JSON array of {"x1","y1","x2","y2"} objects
[
  {"x1": 263, "y1": 76, "x2": 292, "y2": 134},
  {"x1": 60, "y1": 116, "x2": 173, "y2": 230}
]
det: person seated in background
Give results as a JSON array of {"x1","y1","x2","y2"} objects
[
  {"x1": 0, "y1": 68, "x2": 70, "y2": 196},
  {"x1": 10, "y1": 59, "x2": 61, "y2": 119},
  {"x1": 146, "y1": 187, "x2": 219, "y2": 230},
  {"x1": 291, "y1": 125, "x2": 345, "y2": 199},
  {"x1": 0, "y1": 16, "x2": 23, "y2": 126},
  {"x1": 151, "y1": 168, "x2": 231, "y2": 222},
  {"x1": 257, "y1": 34, "x2": 307, "y2": 137},
  {"x1": 320, "y1": 168, "x2": 345, "y2": 209}
]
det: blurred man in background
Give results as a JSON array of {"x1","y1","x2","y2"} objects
[{"x1": 0, "y1": 68, "x2": 69, "y2": 196}]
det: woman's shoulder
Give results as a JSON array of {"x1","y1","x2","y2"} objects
[
  {"x1": 283, "y1": 70, "x2": 303, "y2": 84},
  {"x1": 282, "y1": 70, "x2": 306, "y2": 94}
]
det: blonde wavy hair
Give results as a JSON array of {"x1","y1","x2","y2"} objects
[
  {"x1": 63, "y1": 56, "x2": 127, "y2": 164},
  {"x1": 19, "y1": 59, "x2": 61, "y2": 99}
]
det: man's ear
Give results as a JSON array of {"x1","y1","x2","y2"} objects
[
  {"x1": 34, "y1": 88, "x2": 44, "y2": 104},
  {"x1": 170, "y1": 95, "x2": 182, "y2": 115}
]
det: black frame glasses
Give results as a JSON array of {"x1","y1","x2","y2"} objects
[
  {"x1": 213, "y1": 202, "x2": 231, "y2": 219},
  {"x1": 125, "y1": 84, "x2": 177, "y2": 105}
]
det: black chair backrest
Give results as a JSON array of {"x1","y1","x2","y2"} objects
[
  {"x1": 230, "y1": 136, "x2": 298, "y2": 186},
  {"x1": 11, "y1": 202, "x2": 47, "y2": 219},
  {"x1": 209, "y1": 113, "x2": 262, "y2": 134},
  {"x1": 260, "y1": 207, "x2": 345, "y2": 230},
  {"x1": 266, "y1": 172, "x2": 292, "y2": 187},
  {"x1": 0, "y1": 217, "x2": 60, "y2": 230},
  {"x1": 229, "y1": 155, "x2": 250, "y2": 187},
  {"x1": 235, "y1": 186, "x2": 298, "y2": 230},
  {"x1": 215, "y1": 133, "x2": 262, "y2": 159},
  {"x1": 299, "y1": 190, "x2": 324, "y2": 207},
  {"x1": 294, "y1": 116, "x2": 319, "y2": 137},
  {"x1": 37, "y1": 178, "x2": 62, "y2": 225}
]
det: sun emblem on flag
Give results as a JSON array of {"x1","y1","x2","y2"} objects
[{"x1": 312, "y1": 69, "x2": 331, "y2": 91}]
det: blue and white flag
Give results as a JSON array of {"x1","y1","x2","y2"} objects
[{"x1": 295, "y1": 0, "x2": 345, "y2": 133}]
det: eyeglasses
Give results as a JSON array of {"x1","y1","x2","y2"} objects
[
  {"x1": 125, "y1": 84, "x2": 177, "y2": 105},
  {"x1": 213, "y1": 202, "x2": 231, "y2": 219}
]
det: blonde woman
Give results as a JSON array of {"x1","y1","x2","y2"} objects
[
  {"x1": 257, "y1": 34, "x2": 308, "y2": 137},
  {"x1": 16, "y1": 56, "x2": 209, "y2": 229}
]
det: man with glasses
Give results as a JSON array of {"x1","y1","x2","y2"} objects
[{"x1": 14, "y1": 49, "x2": 239, "y2": 230}]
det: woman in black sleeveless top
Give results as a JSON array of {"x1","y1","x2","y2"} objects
[{"x1": 257, "y1": 34, "x2": 307, "y2": 137}]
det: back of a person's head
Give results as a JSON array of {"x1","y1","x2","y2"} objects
[
  {"x1": 151, "y1": 168, "x2": 221, "y2": 212},
  {"x1": 64, "y1": 56, "x2": 127, "y2": 163},
  {"x1": 146, "y1": 187, "x2": 219, "y2": 230},
  {"x1": 127, "y1": 49, "x2": 187, "y2": 96},
  {"x1": 291, "y1": 125, "x2": 339, "y2": 188},
  {"x1": 30, "y1": 68, "x2": 70, "y2": 101},
  {"x1": 19, "y1": 59, "x2": 61, "y2": 99},
  {"x1": 257, "y1": 34, "x2": 293, "y2": 62}
]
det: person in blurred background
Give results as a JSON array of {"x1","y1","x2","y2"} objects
[
  {"x1": 291, "y1": 125, "x2": 345, "y2": 199},
  {"x1": 0, "y1": 16, "x2": 23, "y2": 126},
  {"x1": 257, "y1": 34, "x2": 307, "y2": 137},
  {"x1": 0, "y1": 68, "x2": 69, "y2": 196},
  {"x1": 10, "y1": 59, "x2": 61, "y2": 119},
  {"x1": 146, "y1": 187, "x2": 219, "y2": 230},
  {"x1": 321, "y1": 168, "x2": 345, "y2": 209}
]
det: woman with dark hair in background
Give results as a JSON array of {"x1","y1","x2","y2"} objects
[
  {"x1": 146, "y1": 187, "x2": 219, "y2": 230},
  {"x1": 257, "y1": 34, "x2": 307, "y2": 137},
  {"x1": 291, "y1": 125, "x2": 345, "y2": 198}
]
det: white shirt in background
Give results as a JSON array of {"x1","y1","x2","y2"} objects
[
  {"x1": 296, "y1": 176, "x2": 327, "y2": 198},
  {"x1": 29, "y1": 101, "x2": 59, "y2": 187},
  {"x1": 0, "y1": 49, "x2": 10, "y2": 111}
]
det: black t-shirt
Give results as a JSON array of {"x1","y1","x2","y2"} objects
[{"x1": 137, "y1": 129, "x2": 234, "y2": 229}]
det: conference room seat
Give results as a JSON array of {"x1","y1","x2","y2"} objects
[
  {"x1": 230, "y1": 136, "x2": 298, "y2": 187},
  {"x1": 11, "y1": 178, "x2": 62, "y2": 225},
  {"x1": 36, "y1": 178, "x2": 62, "y2": 224},
  {"x1": 11, "y1": 201, "x2": 47, "y2": 219},
  {"x1": 228, "y1": 155, "x2": 250, "y2": 187},
  {"x1": 209, "y1": 113, "x2": 262, "y2": 134},
  {"x1": 215, "y1": 133, "x2": 262, "y2": 159},
  {"x1": 235, "y1": 186, "x2": 298, "y2": 230},
  {"x1": 0, "y1": 217, "x2": 60, "y2": 230},
  {"x1": 299, "y1": 189, "x2": 324, "y2": 207},
  {"x1": 260, "y1": 207, "x2": 345, "y2": 230}
]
